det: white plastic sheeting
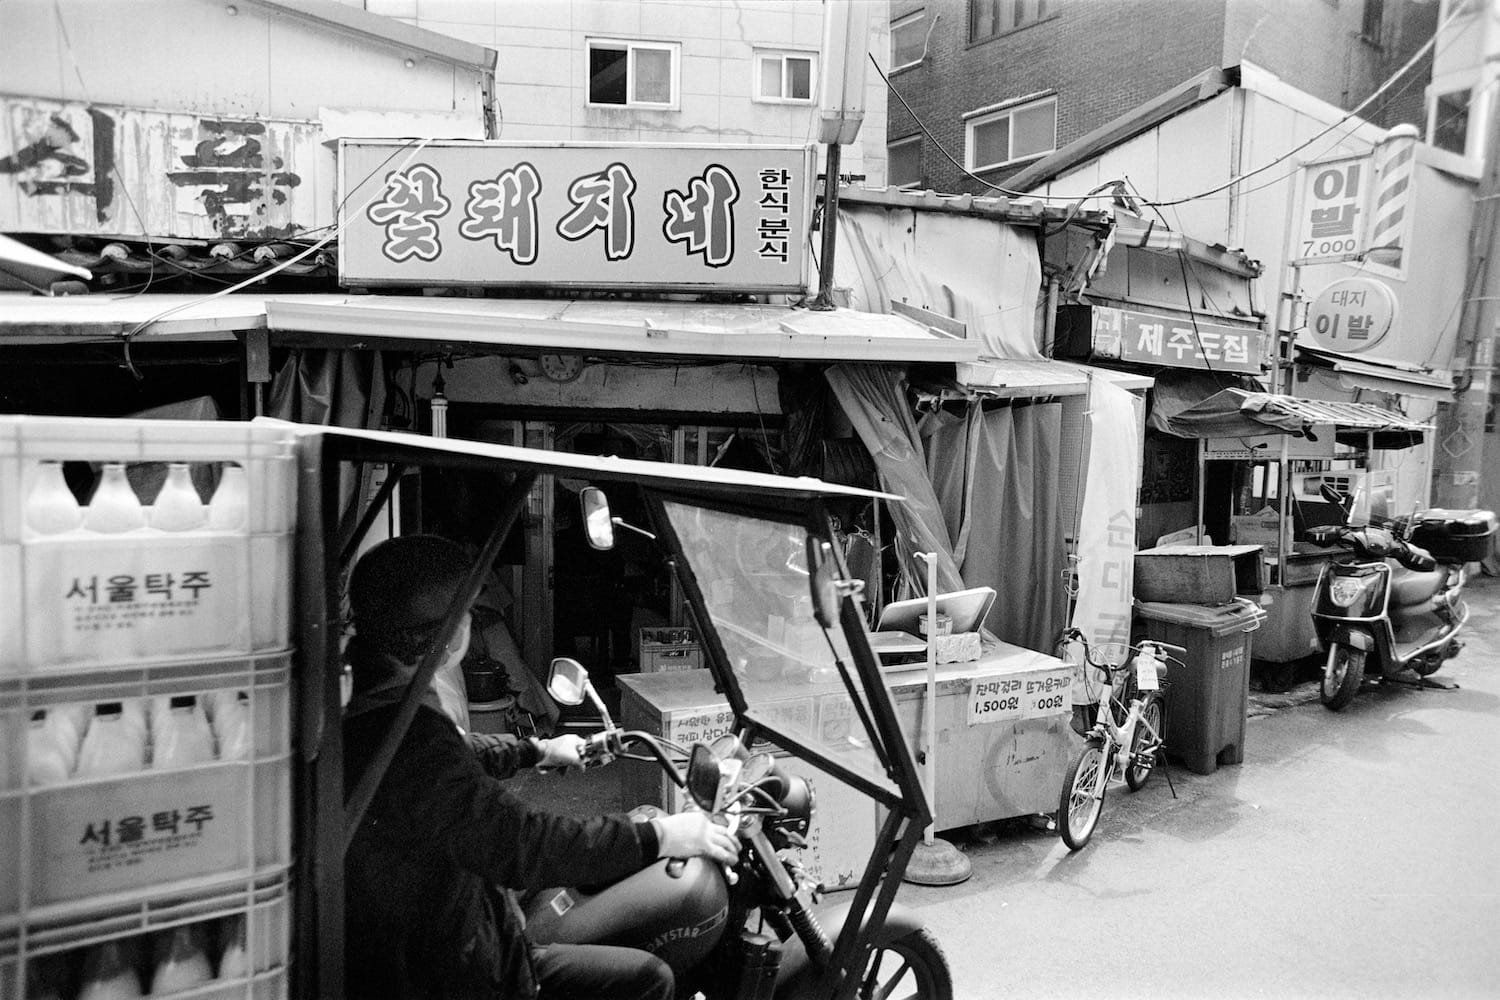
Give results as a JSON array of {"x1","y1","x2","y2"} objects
[
  {"x1": 1069, "y1": 376, "x2": 1143, "y2": 656},
  {"x1": 834, "y1": 201, "x2": 1044, "y2": 360}
]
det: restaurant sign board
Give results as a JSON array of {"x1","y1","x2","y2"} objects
[
  {"x1": 1089, "y1": 305, "x2": 1263, "y2": 374},
  {"x1": 338, "y1": 140, "x2": 814, "y2": 292}
]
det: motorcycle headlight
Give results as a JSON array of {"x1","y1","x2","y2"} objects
[
  {"x1": 770, "y1": 774, "x2": 814, "y2": 839},
  {"x1": 1329, "y1": 576, "x2": 1369, "y2": 608}
]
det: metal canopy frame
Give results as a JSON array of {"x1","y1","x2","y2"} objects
[{"x1": 291, "y1": 425, "x2": 927, "y2": 1000}]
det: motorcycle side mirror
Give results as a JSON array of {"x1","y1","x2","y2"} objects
[
  {"x1": 807, "y1": 537, "x2": 840, "y2": 629},
  {"x1": 1319, "y1": 481, "x2": 1352, "y2": 521},
  {"x1": 686, "y1": 743, "x2": 722, "y2": 811},
  {"x1": 580, "y1": 487, "x2": 615, "y2": 551},
  {"x1": 547, "y1": 657, "x2": 589, "y2": 705},
  {"x1": 548, "y1": 656, "x2": 618, "y2": 731}
]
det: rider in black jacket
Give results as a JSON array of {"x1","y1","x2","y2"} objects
[{"x1": 343, "y1": 534, "x2": 737, "y2": 999}]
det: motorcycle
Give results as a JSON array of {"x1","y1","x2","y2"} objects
[
  {"x1": 1307, "y1": 482, "x2": 1495, "y2": 710},
  {"x1": 523, "y1": 656, "x2": 951, "y2": 1000}
]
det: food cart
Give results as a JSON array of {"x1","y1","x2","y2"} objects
[{"x1": 1160, "y1": 389, "x2": 1432, "y2": 667}]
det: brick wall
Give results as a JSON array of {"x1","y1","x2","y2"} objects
[
  {"x1": 885, "y1": 0, "x2": 1438, "y2": 196},
  {"x1": 886, "y1": 0, "x2": 1226, "y2": 195}
]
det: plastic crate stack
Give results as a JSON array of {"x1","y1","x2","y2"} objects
[{"x1": 0, "y1": 416, "x2": 296, "y2": 1000}]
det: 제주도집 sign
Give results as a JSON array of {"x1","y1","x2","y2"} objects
[
  {"x1": 1089, "y1": 304, "x2": 1263, "y2": 374},
  {"x1": 338, "y1": 140, "x2": 814, "y2": 292}
]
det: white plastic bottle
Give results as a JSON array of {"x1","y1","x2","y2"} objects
[
  {"x1": 149, "y1": 463, "x2": 206, "y2": 531},
  {"x1": 77, "y1": 938, "x2": 144, "y2": 1000},
  {"x1": 75, "y1": 702, "x2": 148, "y2": 777},
  {"x1": 150, "y1": 694, "x2": 217, "y2": 768},
  {"x1": 207, "y1": 464, "x2": 249, "y2": 530},
  {"x1": 83, "y1": 463, "x2": 146, "y2": 533},
  {"x1": 24, "y1": 460, "x2": 84, "y2": 535},
  {"x1": 208, "y1": 689, "x2": 252, "y2": 762},
  {"x1": 216, "y1": 914, "x2": 249, "y2": 980},
  {"x1": 149, "y1": 923, "x2": 213, "y2": 994},
  {"x1": 27, "y1": 708, "x2": 78, "y2": 786}
]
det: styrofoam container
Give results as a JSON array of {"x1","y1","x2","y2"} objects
[
  {"x1": 0, "y1": 869, "x2": 290, "y2": 999},
  {"x1": 0, "y1": 416, "x2": 296, "y2": 675},
  {"x1": 0, "y1": 654, "x2": 291, "y2": 922}
]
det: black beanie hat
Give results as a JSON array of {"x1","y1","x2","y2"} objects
[{"x1": 348, "y1": 534, "x2": 470, "y2": 638}]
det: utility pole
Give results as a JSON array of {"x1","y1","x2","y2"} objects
[{"x1": 1433, "y1": 18, "x2": 1500, "y2": 511}]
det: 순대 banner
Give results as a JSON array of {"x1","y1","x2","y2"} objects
[{"x1": 1069, "y1": 377, "x2": 1142, "y2": 673}]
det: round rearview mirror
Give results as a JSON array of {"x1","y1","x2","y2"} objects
[
  {"x1": 547, "y1": 657, "x2": 589, "y2": 706},
  {"x1": 686, "y1": 743, "x2": 722, "y2": 811},
  {"x1": 580, "y1": 487, "x2": 615, "y2": 551}
]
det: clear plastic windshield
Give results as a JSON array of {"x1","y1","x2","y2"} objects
[{"x1": 662, "y1": 501, "x2": 897, "y2": 797}]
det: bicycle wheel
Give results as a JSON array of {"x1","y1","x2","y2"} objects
[
  {"x1": 1125, "y1": 693, "x2": 1163, "y2": 792},
  {"x1": 1058, "y1": 737, "x2": 1107, "y2": 850}
]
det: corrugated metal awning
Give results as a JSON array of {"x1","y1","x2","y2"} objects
[
  {"x1": 1166, "y1": 387, "x2": 1430, "y2": 449},
  {"x1": 266, "y1": 296, "x2": 979, "y2": 363},
  {"x1": 1295, "y1": 344, "x2": 1453, "y2": 400},
  {"x1": 955, "y1": 357, "x2": 1154, "y2": 398}
]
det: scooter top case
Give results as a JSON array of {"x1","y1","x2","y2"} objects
[{"x1": 1405, "y1": 509, "x2": 1498, "y2": 564}]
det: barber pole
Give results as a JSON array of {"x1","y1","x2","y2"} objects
[{"x1": 1368, "y1": 124, "x2": 1419, "y2": 273}]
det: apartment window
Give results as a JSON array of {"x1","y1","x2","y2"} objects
[
  {"x1": 1433, "y1": 89, "x2": 1470, "y2": 155},
  {"x1": 892, "y1": 11, "x2": 927, "y2": 70},
  {"x1": 970, "y1": 0, "x2": 1048, "y2": 41},
  {"x1": 966, "y1": 97, "x2": 1056, "y2": 171},
  {"x1": 756, "y1": 50, "x2": 816, "y2": 103},
  {"x1": 587, "y1": 39, "x2": 679, "y2": 107},
  {"x1": 889, "y1": 136, "x2": 922, "y2": 187}
]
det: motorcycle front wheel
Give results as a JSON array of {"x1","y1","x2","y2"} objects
[
  {"x1": 1321, "y1": 643, "x2": 1365, "y2": 711},
  {"x1": 1058, "y1": 738, "x2": 1107, "y2": 850},
  {"x1": 1125, "y1": 694, "x2": 1163, "y2": 792},
  {"x1": 858, "y1": 926, "x2": 953, "y2": 1000}
]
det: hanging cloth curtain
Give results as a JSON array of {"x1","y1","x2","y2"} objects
[
  {"x1": 268, "y1": 348, "x2": 388, "y2": 526},
  {"x1": 825, "y1": 363, "x2": 964, "y2": 598},
  {"x1": 921, "y1": 400, "x2": 1065, "y2": 652}
]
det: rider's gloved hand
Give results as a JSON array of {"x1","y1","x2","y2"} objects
[
  {"x1": 534, "y1": 735, "x2": 586, "y2": 771},
  {"x1": 651, "y1": 812, "x2": 740, "y2": 865}
]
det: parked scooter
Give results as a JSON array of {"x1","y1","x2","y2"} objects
[
  {"x1": 522, "y1": 657, "x2": 952, "y2": 1000},
  {"x1": 1307, "y1": 483, "x2": 1495, "y2": 710}
]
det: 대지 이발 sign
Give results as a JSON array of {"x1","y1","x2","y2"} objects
[
  {"x1": 1295, "y1": 154, "x2": 1368, "y2": 264},
  {"x1": 338, "y1": 140, "x2": 814, "y2": 292},
  {"x1": 1306, "y1": 276, "x2": 1397, "y2": 353},
  {"x1": 966, "y1": 665, "x2": 1073, "y2": 726},
  {"x1": 1089, "y1": 304, "x2": 1263, "y2": 374}
]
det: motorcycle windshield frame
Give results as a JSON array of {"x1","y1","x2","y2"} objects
[{"x1": 646, "y1": 490, "x2": 924, "y2": 814}]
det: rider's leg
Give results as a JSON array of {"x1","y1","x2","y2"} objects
[{"x1": 532, "y1": 942, "x2": 674, "y2": 1000}]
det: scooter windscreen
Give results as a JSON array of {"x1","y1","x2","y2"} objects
[{"x1": 657, "y1": 501, "x2": 899, "y2": 801}]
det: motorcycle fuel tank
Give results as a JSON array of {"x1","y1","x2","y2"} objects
[{"x1": 522, "y1": 858, "x2": 730, "y2": 976}]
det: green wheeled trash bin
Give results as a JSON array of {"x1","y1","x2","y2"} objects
[{"x1": 1133, "y1": 598, "x2": 1265, "y2": 775}]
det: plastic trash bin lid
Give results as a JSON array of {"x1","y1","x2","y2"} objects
[{"x1": 1134, "y1": 599, "x2": 1262, "y2": 637}]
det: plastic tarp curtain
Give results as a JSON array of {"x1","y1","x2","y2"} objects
[
  {"x1": 268, "y1": 349, "x2": 387, "y2": 530},
  {"x1": 920, "y1": 402, "x2": 1065, "y2": 652},
  {"x1": 834, "y1": 202, "x2": 1044, "y2": 359},
  {"x1": 825, "y1": 364, "x2": 964, "y2": 598}
]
